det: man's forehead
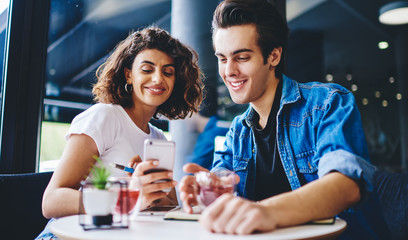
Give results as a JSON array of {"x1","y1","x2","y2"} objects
[{"x1": 213, "y1": 25, "x2": 258, "y2": 56}]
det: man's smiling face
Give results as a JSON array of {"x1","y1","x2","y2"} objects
[{"x1": 213, "y1": 24, "x2": 274, "y2": 105}]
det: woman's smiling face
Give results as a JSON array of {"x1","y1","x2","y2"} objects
[{"x1": 125, "y1": 49, "x2": 176, "y2": 109}]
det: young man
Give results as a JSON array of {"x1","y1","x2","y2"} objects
[{"x1": 179, "y1": 0, "x2": 389, "y2": 238}]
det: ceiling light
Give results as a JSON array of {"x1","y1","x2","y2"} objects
[
  {"x1": 326, "y1": 74, "x2": 333, "y2": 82},
  {"x1": 396, "y1": 93, "x2": 402, "y2": 100},
  {"x1": 379, "y1": 1, "x2": 408, "y2": 25},
  {"x1": 382, "y1": 100, "x2": 389, "y2": 107},
  {"x1": 389, "y1": 77, "x2": 395, "y2": 83},
  {"x1": 362, "y1": 98, "x2": 369, "y2": 105},
  {"x1": 378, "y1": 41, "x2": 389, "y2": 49}
]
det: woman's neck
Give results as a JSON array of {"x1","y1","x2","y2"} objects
[{"x1": 124, "y1": 105, "x2": 156, "y2": 134}]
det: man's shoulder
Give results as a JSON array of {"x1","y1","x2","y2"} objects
[
  {"x1": 282, "y1": 75, "x2": 350, "y2": 105},
  {"x1": 296, "y1": 81, "x2": 352, "y2": 104},
  {"x1": 298, "y1": 81, "x2": 349, "y2": 94}
]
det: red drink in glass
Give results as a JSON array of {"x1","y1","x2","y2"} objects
[
  {"x1": 195, "y1": 170, "x2": 236, "y2": 207},
  {"x1": 199, "y1": 185, "x2": 234, "y2": 206},
  {"x1": 115, "y1": 189, "x2": 140, "y2": 214}
]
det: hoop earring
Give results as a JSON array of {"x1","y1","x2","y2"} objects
[{"x1": 125, "y1": 83, "x2": 133, "y2": 93}]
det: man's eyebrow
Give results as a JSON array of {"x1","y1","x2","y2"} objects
[
  {"x1": 233, "y1": 48, "x2": 254, "y2": 55},
  {"x1": 214, "y1": 52, "x2": 225, "y2": 57},
  {"x1": 215, "y1": 48, "x2": 254, "y2": 57}
]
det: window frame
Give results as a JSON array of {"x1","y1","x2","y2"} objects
[{"x1": 0, "y1": 0, "x2": 51, "y2": 173}]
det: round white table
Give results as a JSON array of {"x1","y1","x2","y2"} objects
[{"x1": 50, "y1": 215, "x2": 346, "y2": 240}]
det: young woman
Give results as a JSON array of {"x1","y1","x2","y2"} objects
[{"x1": 36, "y1": 26, "x2": 202, "y2": 239}]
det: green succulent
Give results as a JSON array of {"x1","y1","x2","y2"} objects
[{"x1": 90, "y1": 155, "x2": 110, "y2": 190}]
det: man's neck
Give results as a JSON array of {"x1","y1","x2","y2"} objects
[{"x1": 251, "y1": 77, "x2": 281, "y2": 129}]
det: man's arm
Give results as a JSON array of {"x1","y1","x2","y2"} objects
[
  {"x1": 199, "y1": 172, "x2": 360, "y2": 235},
  {"x1": 261, "y1": 171, "x2": 360, "y2": 226}
]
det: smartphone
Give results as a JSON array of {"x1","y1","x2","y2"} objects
[
  {"x1": 143, "y1": 139, "x2": 175, "y2": 192},
  {"x1": 138, "y1": 206, "x2": 180, "y2": 216},
  {"x1": 143, "y1": 139, "x2": 175, "y2": 172}
]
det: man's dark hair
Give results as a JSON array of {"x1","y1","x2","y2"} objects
[{"x1": 212, "y1": 0, "x2": 289, "y2": 79}]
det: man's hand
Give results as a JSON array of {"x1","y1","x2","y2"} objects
[
  {"x1": 200, "y1": 194, "x2": 278, "y2": 235},
  {"x1": 178, "y1": 163, "x2": 209, "y2": 213}
]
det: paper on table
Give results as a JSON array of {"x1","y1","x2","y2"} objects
[
  {"x1": 164, "y1": 207, "x2": 334, "y2": 224},
  {"x1": 164, "y1": 206, "x2": 201, "y2": 221},
  {"x1": 308, "y1": 217, "x2": 336, "y2": 225}
]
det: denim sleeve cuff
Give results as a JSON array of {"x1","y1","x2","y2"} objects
[
  {"x1": 318, "y1": 149, "x2": 376, "y2": 193},
  {"x1": 211, "y1": 166, "x2": 230, "y2": 172}
]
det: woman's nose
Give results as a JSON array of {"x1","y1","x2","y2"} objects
[{"x1": 152, "y1": 72, "x2": 163, "y2": 84}]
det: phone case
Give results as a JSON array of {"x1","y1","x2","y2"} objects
[
  {"x1": 143, "y1": 139, "x2": 175, "y2": 193},
  {"x1": 143, "y1": 139, "x2": 175, "y2": 171}
]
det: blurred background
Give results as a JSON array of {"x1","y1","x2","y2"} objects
[{"x1": 1, "y1": 0, "x2": 407, "y2": 174}]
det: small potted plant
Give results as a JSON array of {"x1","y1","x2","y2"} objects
[
  {"x1": 90, "y1": 156, "x2": 110, "y2": 190},
  {"x1": 82, "y1": 156, "x2": 118, "y2": 224}
]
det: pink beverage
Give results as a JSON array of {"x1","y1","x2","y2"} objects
[
  {"x1": 115, "y1": 189, "x2": 140, "y2": 214},
  {"x1": 199, "y1": 185, "x2": 234, "y2": 206}
]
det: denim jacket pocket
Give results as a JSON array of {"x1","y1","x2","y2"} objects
[
  {"x1": 294, "y1": 150, "x2": 318, "y2": 174},
  {"x1": 232, "y1": 156, "x2": 249, "y2": 172},
  {"x1": 232, "y1": 156, "x2": 250, "y2": 197}
]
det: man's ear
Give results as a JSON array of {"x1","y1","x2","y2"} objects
[
  {"x1": 124, "y1": 67, "x2": 131, "y2": 83},
  {"x1": 268, "y1": 47, "x2": 282, "y2": 69}
]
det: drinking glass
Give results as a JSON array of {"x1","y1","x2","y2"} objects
[
  {"x1": 195, "y1": 170, "x2": 237, "y2": 207},
  {"x1": 109, "y1": 176, "x2": 141, "y2": 215}
]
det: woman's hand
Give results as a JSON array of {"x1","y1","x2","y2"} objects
[{"x1": 131, "y1": 158, "x2": 177, "y2": 210}]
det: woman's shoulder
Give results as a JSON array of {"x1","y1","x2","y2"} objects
[
  {"x1": 75, "y1": 103, "x2": 121, "y2": 120},
  {"x1": 88, "y1": 103, "x2": 122, "y2": 114},
  {"x1": 70, "y1": 104, "x2": 125, "y2": 130}
]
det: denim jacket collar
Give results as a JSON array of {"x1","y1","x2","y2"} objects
[
  {"x1": 281, "y1": 75, "x2": 301, "y2": 105},
  {"x1": 244, "y1": 75, "x2": 299, "y2": 127}
]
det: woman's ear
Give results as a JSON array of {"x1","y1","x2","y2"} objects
[
  {"x1": 268, "y1": 47, "x2": 282, "y2": 70},
  {"x1": 124, "y1": 67, "x2": 131, "y2": 83}
]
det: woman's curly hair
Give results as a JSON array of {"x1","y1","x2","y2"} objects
[{"x1": 93, "y1": 26, "x2": 203, "y2": 119}]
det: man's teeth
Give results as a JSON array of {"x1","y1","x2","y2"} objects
[{"x1": 231, "y1": 81, "x2": 244, "y2": 87}]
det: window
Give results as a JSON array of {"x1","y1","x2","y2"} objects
[
  {"x1": 39, "y1": 0, "x2": 171, "y2": 171},
  {"x1": 0, "y1": 0, "x2": 9, "y2": 114}
]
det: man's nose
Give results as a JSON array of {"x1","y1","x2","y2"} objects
[{"x1": 225, "y1": 61, "x2": 239, "y2": 77}]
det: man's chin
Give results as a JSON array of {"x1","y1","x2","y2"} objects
[{"x1": 230, "y1": 96, "x2": 249, "y2": 105}]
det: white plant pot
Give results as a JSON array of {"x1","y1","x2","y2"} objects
[{"x1": 82, "y1": 188, "x2": 118, "y2": 216}]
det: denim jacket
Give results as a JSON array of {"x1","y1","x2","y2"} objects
[{"x1": 212, "y1": 75, "x2": 390, "y2": 239}]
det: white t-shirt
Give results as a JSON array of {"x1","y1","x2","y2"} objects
[{"x1": 66, "y1": 103, "x2": 167, "y2": 177}]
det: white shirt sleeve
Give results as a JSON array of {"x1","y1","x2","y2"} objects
[{"x1": 66, "y1": 104, "x2": 117, "y2": 155}]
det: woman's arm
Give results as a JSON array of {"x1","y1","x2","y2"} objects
[{"x1": 42, "y1": 134, "x2": 98, "y2": 219}]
